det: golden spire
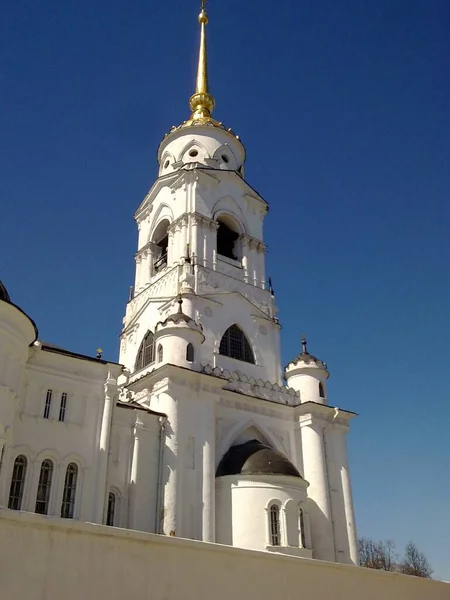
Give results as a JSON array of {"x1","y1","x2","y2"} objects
[{"x1": 188, "y1": 0, "x2": 216, "y2": 123}]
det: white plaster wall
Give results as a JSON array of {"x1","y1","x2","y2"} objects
[
  {"x1": 0, "y1": 346, "x2": 122, "y2": 525},
  {"x1": 0, "y1": 511, "x2": 447, "y2": 600},
  {"x1": 108, "y1": 406, "x2": 161, "y2": 532}
]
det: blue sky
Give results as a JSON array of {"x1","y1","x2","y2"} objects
[{"x1": 1, "y1": 0, "x2": 449, "y2": 580}]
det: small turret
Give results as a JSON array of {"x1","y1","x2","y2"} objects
[
  {"x1": 285, "y1": 335, "x2": 329, "y2": 404},
  {"x1": 154, "y1": 295, "x2": 204, "y2": 369}
]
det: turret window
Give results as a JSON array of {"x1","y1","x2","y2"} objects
[
  {"x1": 319, "y1": 382, "x2": 325, "y2": 398},
  {"x1": 135, "y1": 331, "x2": 155, "y2": 371},
  {"x1": 186, "y1": 343, "x2": 194, "y2": 362},
  {"x1": 8, "y1": 455, "x2": 27, "y2": 510},
  {"x1": 157, "y1": 344, "x2": 163, "y2": 363},
  {"x1": 219, "y1": 324, "x2": 255, "y2": 364},
  {"x1": 269, "y1": 504, "x2": 281, "y2": 546}
]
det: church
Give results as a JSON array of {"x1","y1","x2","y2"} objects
[{"x1": 0, "y1": 2, "x2": 358, "y2": 566}]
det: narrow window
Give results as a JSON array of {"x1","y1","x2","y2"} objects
[
  {"x1": 43, "y1": 389, "x2": 52, "y2": 419},
  {"x1": 59, "y1": 392, "x2": 68, "y2": 422},
  {"x1": 8, "y1": 455, "x2": 27, "y2": 510},
  {"x1": 299, "y1": 507, "x2": 306, "y2": 548},
  {"x1": 35, "y1": 459, "x2": 53, "y2": 515},
  {"x1": 186, "y1": 343, "x2": 194, "y2": 362},
  {"x1": 219, "y1": 324, "x2": 255, "y2": 364},
  {"x1": 319, "y1": 382, "x2": 325, "y2": 398},
  {"x1": 61, "y1": 463, "x2": 78, "y2": 519},
  {"x1": 269, "y1": 505, "x2": 281, "y2": 546},
  {"x1": 135, "y1": 331, "x2": 155, "y2": 371},
  {"x1": 157, "y1": 344, "x2": 163, "y2": 363},
  {"x1": 107, "y1": 492, "x2": 116, "y2": 526}
]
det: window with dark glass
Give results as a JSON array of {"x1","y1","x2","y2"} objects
[
  {"x1": 61, "y1": 463, "x2": 78, "y2": 519},
  {"x1": 299, "y1": 507, "x2": 306, "y2": 548},
  {"x1": 217, "y1": 221, "x2": 239, "y2": 260},
  {"x1": 107, "y1": 492, "x2": 116, "y2": 526},
  {"x1": 157, "y1": 344, "x2": 163, "y2": 363},
  {"x1": 8, "y1": 455, "x2": 27, "y2": 510},
  {"x1": 135, "y1": 331, "x2": 155, "y2": 371},
  {"x1": 319, "y1": 382, "x2": 325, "y2": 398},
  {"x1": 35, "y1": 459, "x2": 53, "y2": 515},
  {"x1": 219, "y1": 325, "x2": 254, "y2": 363},
  {"x1": 186, "y1": 343, "x2": 194, "y2": 362},
  {"x1": 269, "y1": 504, "x2": 281, "y2": 546},
  {"x1": 43, "y1": 389, "x2": 52, "y2": 419},
  {"x1": 59, "y1": 392, "x2": 68, "y2": 422}
]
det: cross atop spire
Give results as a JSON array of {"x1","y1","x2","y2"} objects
[{"x1": 301, "y1": 334, "x2": 308, "y2": 354}]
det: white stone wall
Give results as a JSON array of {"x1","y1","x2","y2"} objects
[{"x1": 0, "y1": 510, "x2": 447, "y2": 600}]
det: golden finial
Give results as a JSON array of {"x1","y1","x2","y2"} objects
[{"x1": 188, "y1": 0, "x2": 216, "y2": 122}]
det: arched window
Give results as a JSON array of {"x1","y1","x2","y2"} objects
[
  {"x1": 269, "y1": 504, "x2": 281, "y2": 546},
  {"x1": 319, "y1": 382, "x2": 325, "y2": 398},
  {"x1": 219, "y1": 325, "x2": 255, "y2": 363},
  {"x1": 61, "y1": 463, "x2": 78, "y2": 519},
  {"x1": 135, "y1": 331, "x2": 155, "y2": 371},
  {"x1": 8, "y1": 455, "x2": 27, "y2": 510},
  {"x1": 157, "y1": 344, "x2": 163, "y2": 363},
  {"x1": 107, "y1": 492, "x2": 116, "y2": 526},
  {"x1": 35, "y1": 459, "x2": 53, "y2": 515},
  {"x1": 217, "y1": 219, "x2": 239, "y2": 260},
  {"x1": 186, "y1": 343, "x2": 194, "y2": 362},
  {"x1": 299, "y1": 507, "x2": 306, "y2": 548}
]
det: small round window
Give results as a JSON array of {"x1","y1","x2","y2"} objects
[
  {"x1": 189, "y1": 149, "x2": 199, "y2": 158},
  {"x1": 221, "y1": 154, "x2": 229, "y2": 164},
  {"x1": 164, "y1": 160, "x2": 170, "y2": 169}
]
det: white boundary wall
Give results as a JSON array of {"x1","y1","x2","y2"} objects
[{"x1": 0, "y1": 509, "x2": 448, "y2": 600}]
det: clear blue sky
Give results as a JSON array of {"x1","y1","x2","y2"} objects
[{"x1": 1, "y1": 0, "x2": 449, "y2": 580}]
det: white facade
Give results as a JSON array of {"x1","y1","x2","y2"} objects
[{"x1": 0, "y1": 4, "x2": 359, "y2": 566}]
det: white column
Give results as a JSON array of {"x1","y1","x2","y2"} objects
[
  {"x1": 191, "y1": 216, "x2": 199, "y2": 263},
  {"x1": 300, "y1": 415, "x2": 335, "y2": 561},
  {"x1": 135, "y1": 255, "x2": 142, "y2": 291},
  {"x1": 94, "y1": 371, "x2": 117, "y2": 524},
  {"x1": 325, "y1": 425, "x2": 351, "y2": 564},
  {"x1": 128, "y1": 416, "x2": 142, "y2": 529},
  {"x1": 333, "y1": 425, "x2": 359, "y2": 565},
  {"x1": 257, "y1": 243, "x2": 266, "y2": 289},
  {"x1": 161, "y1": 392, "x2": 181, "y2": 536},
  {"x1": 167, "y1": 229, "x2": 174, "y2": 266},
  {"x1": 202, "y1": 403, "x2": 215, "y2": 542},
  {"x1": 240, "y1": 235, "x2": 249, "y2": 282},
  {"x1": 249, "y1": 240, "x2": 258, "y2": 286}
]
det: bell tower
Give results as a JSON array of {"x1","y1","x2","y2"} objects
[{"x1": 119, "y1": 0, "x2": 281, "y2": 385}]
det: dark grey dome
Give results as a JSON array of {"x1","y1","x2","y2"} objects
[
  {"x1": 0, "y1": 280, "x2": 11, "y2": 303},
  {"x1": 216, "y1": 440, "x2": 302, "y2": 478}
]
